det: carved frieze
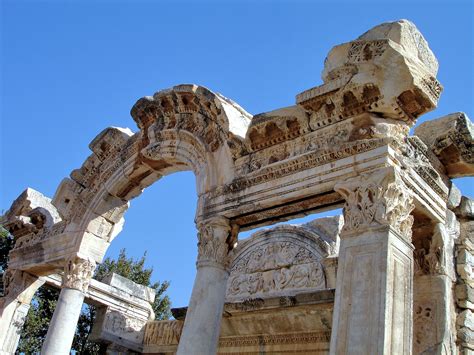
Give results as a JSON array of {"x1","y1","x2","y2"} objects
[
  {"x1": 103, "y1": 309, "x2": 146, "y2": 338},
  {"x1": 62, "y1": 256, "x2": 96, "y2": 293},
  {"x1": 143, "y1": 320, "x2": 183, "y2": 346}
]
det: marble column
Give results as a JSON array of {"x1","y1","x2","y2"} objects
[
  {"x1": 330, "y1": 167, "x2": 415, "y2": 354},
  {"x1": 41, "y1": 256, "x2": 95, "y2": 355},
  {"x1": 0, "y1": 270, "x2": 45, "y2": 355},
  {"x1": 177, "y1": 217, "x2": 232, "y2": 355}
]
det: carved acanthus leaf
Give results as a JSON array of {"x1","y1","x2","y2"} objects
[
  {"x1": 336, "y1": 169, "x2": 415, "y2": 238},
  {"x1": 62, "y1": 256, "x2": 96, "y2": 293},
  {"x1": 196, "y1": 218, "x2": 232, "y2": 269}
]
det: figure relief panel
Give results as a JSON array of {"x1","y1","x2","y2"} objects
[{"x1": 226, "y1": 225, "x2": 336, "y2": 301}]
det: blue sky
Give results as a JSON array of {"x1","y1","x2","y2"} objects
[{"x1": 1, "y1": 0, "x2": 473, "y2": 308}]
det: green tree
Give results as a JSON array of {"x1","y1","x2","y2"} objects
[
  {"x1": 0, "y1": 225, "x2": 14, "y2": 271},
  {"x1": 14, "y1": 249, "x2": 170, "y2": 354},
  {"x1": 72, "y1": 249, "x2": 171, "y2": 353},
  {"x1": 0, "y1": 225, "x2": 15, "y2": 295}
]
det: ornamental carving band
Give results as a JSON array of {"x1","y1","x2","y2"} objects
[{"x1": 62, "y1": 256, "x2": 96, "y2": 293}]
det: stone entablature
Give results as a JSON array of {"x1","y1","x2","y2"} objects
[{"x1": 45, "y1": 272, "x2": 155, "y2": 353}]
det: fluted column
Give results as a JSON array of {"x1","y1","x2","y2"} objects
[
  {"x1": 41, "y1": 256, "x2": 95, "y2": 355},
  {"x1": 330, "y1": 167, "x2": 415, "y2": 354},
  {"x1": 0, "y1": 270, "x2": 45, "y2": 355},
  {"x1": 177, "y1": 217, "x2": 233, "y2": 355}
]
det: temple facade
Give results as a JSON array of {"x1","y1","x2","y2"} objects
[{"x1": 1, "y1": 19, "x2": 473, "y2": 354}]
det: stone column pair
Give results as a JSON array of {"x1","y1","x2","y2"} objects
[
  {"x1": 330, "y1": 167, "x2": 416, "y2": 354},
  {"x1": 41, "y1": 256, "x2": 96, "y2": 355}
]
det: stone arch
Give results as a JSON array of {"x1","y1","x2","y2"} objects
[{"x1": 48, "y1": 84, "x2": 251, "y2": 264}]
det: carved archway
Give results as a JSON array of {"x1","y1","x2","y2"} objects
[{"x1": 7, "y1": 85, "x2": 251, "y2": 272}]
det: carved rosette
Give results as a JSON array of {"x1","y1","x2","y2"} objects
[
  {"x1": 62, "y1": 256, "x2": 96, "y2": 293},
  {"x1": 196, "y1": 217, "x2": 232, "y2": 270},
  {"x1": 335, "y1": 168, "x2": 415, "y2": 239}
]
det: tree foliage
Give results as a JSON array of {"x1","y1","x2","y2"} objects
[
  {"x1": 14, "y1": 248, "x2": 171, "y2": 354},
  {"x1": 0, "y1": 225, "x2": 15, "y2": 295},
  {"x1": 0, "y1": 225, "x2": 14, "y2": 272}
]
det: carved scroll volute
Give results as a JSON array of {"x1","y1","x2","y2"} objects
[
  {"x1": 196, "y1": 217, "x2": 232, "y2": 271},
  {"x1": 335, "y1": 168, "x2": 415, "y2": 240},
  {"x1": 62, "y1": 256, "x2": 96, "y2": 293}
]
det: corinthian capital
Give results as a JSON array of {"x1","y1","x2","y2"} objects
[
  {"x1": 196, "y1": 216, "x2": 232, "y2": 270},
  {"x1": 335, "y1": 167, "x2": 415, "y2": 239},
  {"x1": 62, "y1": 256, "x2": 96, "y2": 293}
]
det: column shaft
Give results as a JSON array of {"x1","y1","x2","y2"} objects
[
  {"x1": 41, "y1": 256, "x2": 95, "y2": 355},
  {"x1": 177, "y1": 217, "x2": 232, "y2": 355},
  {"x1": 41, "y1": 287, "x2": 85, "y2": 354},
  {"x1": 177, "y1": 266, "x2": 229, "y2": 354}
]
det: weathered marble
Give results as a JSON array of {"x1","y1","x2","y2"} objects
[
  {"x1": 1, "y1": 18, "x2": 472, "y2": 354},
  {"x1": 415, "y1": 112, "x2": 474, "y2": 178},
  {"x1": 144, "y1": 289, "x2": 334, "y2": 354},
  {"x1": 0, "y1": 271, "x2": 45, "y2": 355}
]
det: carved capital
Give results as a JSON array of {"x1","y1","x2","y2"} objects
[
  {"x1": 62, "y1": 256, "x2": 96, "y2": 293},
  {"x1": 196, "y1": 217, "x2": 232, "y2": 270},
  {"x1": 335, "y1": 168, "x2": 415, "y2": 239}
]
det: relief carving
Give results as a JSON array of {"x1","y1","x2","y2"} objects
[
  {"x1": 196, "y1": 218, "x2": 232, "y2": 269},
  {"x1": 227, "y1": 237, "x2": 327, "y2": 300},
  {"x1": 414, "y1": 224, "x2": 454, "y2": 278},
  {"x1": 335, "y1": 169, "x2": 415, "y2": 238},
  {"x1": 143, "y1": 320, "x2": 183, "y2": 346},
  {"x1": 105, "y1": 310, "x2": 145, "y2": 333},
  {"x1": 413, "y1": 301, "x2": 437, "y2": 354},
  {"x1": 62, "y1": 256, "x2": 96, "y2": 293}
]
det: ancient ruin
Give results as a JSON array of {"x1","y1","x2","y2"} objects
[{"x1": 1, "y1": 19, "x2": 473, "y2": 354}]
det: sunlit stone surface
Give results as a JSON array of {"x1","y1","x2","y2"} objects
[{"x1": 1, "y1": 19, "x2": 473, "y2": 354}]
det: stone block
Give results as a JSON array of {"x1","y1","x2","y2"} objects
[
  {"x1": 415, "y1": 112, "x2": 474, "y2": 178},
  {"x1": 457, "y1": 197, "x2": 474, "y2": 219},
  {"x1": 448, "y1": 183, "x2": 462, "y2": 209},
  {"x1": 459, "y1": 327, "x2": 474, "y2": 349},
  {"x1": 458, "y1": 310, "x2": 474, "y2": 331},
  {"x1": 102, "y1": 273, "x2": 155, "y2": 304},
  {"x1": 458, "y1": 263, "x2": 474, "y2": 287},
  {"x1": 298, "y1": 20, "x2": 441, "y2": 126},
  {"x1": 458, "y1": 249, "x2": 474, "y2": 265},
  {"x1": 456, "y1": 284, "x2": 474, "y2": 309}
]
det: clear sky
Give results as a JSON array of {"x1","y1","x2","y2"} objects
[{"x1": 1, "y1": 0, "x2": 473, "y2": 308}]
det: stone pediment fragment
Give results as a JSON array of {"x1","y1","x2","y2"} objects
[
  {"x1": 415, "y1": 112, "x2": 474, "y2": 178},
  {"x1": 297, "y1": 20, "x2": 442, "y2": 126},
  {"x1": 246, "y1": 105, "x2": 309, "y2": 151},
  {"x1": 1, "y1": 188, "x2": 61, "y2": 238}
]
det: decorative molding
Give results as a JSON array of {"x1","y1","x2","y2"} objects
[
  {"x1": 62, "y1": 256, "x2": 96, "y2": 293},
  {"x1": 218, "y1": 331, "x2": 331, "y2": 348}
]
